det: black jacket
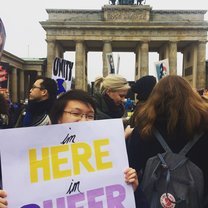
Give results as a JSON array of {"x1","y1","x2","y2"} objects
[
  {"x1": 93, "y1": 93, "x2": 125, "y2": 120},
  {"x1": 15, "y1": 99, "x2": 54, "y2": 127},
  {"x1": 127, "y1": 123, "x2": 208, "y2": 207}
]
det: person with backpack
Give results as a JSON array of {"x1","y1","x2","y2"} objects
[{"x1": 127, "y1": 75, "x2": 208, "y2": 208}]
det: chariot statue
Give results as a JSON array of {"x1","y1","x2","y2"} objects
[{"x1": 109, "y1": 0, "x2": 146, "y2": 5}]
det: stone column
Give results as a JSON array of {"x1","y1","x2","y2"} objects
[
  {"x1": 46, "y1": 39, "x2": 56, "y2": 78},
  {"x1": 135, "y1": 51, "x2": 139, "y2": 80},
  {"x1": 196, "y1": 41, "x2": 206, "y2": 89},
  {"x1": 75, "y1": 41, "x2": 86, "y2": 90},
  {"x1": 19, "y1": 70, "x2": 25, "y2": 101},
  {"x1": 159, "y1": 44, "x2": 169, "y2": 61},
  {"x1": 84, "y1": 50, "x2": 88, "y2": 91},
  {"x1": 182, "y1": 43, "x2": 197, "y2": 87},
  {"x1": 169, "y1": 41, "x2": 177, "y2": 75},
  {"x1": 55, "y1": 42, "x2": 64, "y2": 58},
  {"x1": 11, "y1": 68, "x2": 18, "y2": 102},
  {"x1": 192, "y1": 45, "x2": 198, "y2": 88},
  {"x1": 103, "y1": 41, "x2": 112, "y2": 77},
  {"x1": 140, "y1": 42, "x2": 149, "y2": 77}
]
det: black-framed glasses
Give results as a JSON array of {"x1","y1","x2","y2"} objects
[
  {"x1": 63, "y1": 111, "x2": 95, "y2": 120},
  {"x1": 31, "y1": 85, "x2": 44, "y2": 90}
]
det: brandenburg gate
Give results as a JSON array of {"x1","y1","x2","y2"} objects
[{"x1": 40, "y1": 5, "x2": 208, "y2": 90}]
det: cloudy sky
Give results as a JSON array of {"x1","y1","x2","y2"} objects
[{"x1": 0, "y1": 0, "x2": 207, "y2": 81}]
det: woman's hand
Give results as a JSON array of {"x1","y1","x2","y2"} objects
[
  {"x1": 124, "y1": 167, "x2": 139, "y2": 191},
  {"x1": 0, "y1": 190, "x2": 7, "y2": 208}
]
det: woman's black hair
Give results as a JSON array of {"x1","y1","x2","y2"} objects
[{"x1": 50, "y1": 89, "x2": 96, "y2": 124}]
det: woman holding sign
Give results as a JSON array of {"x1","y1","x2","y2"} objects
[
  {"x1": 0, "y1": 89, "x2": 138, "y2": 207},
  {"x1": 50, "y1": 89, "x2": 96, "y2": 124}
]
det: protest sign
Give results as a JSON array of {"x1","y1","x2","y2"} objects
[
  {"x1": 52, "y1": 57, "x2": 73, "y2": 95},
  {"x1": 0, "y1": 62, "x2": 9, "y2": 91},
  {"x1": 0, "y1": 119, "x2": 136, "y2": 208},
  {"x1": 116, "y1": 54, "x2": 120, "y2": 74},
  {"x1": 154, "y1": 58, "x2": 169, "y2": 80},
  {"x1": 0, "y1": 18, "x2": 6, "y2": 60},
  {"x1": 106, "y1": 53, "x2": 115, "y2": 74}
]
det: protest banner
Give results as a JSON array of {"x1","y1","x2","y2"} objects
[
  {"x1": 116, "y1": 54, "x2": 120, "y2": 74},
  {"x1": 0, "y1": 119, "x2": 136, "y2": 208},
  {"x1": 0, "y1": 62, "x2": 9, "y2": 93},
  {"x1": 52, "y1": 57, "x2": 73, "y2": 95},
  {"x1": 106, "y1": 53, "x2": 115, "y2": 74},
  {"x1": 154, "y1": 58, "x2": 169, "y2": 80}
]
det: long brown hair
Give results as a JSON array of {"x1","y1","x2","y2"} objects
[{"x1": 135, "y1": 75, "x2": 208, "y2": 138}]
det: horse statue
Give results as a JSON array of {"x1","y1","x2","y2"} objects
[
  {"x1": 136, "y1": 0, "x2": 146, "y2": 5},
  {"x1": 109, "y1": 0, "x2": 146, "y2": 5},
  {"x1": 109, "y1": 0, "x2": 116, "y2": 5}
]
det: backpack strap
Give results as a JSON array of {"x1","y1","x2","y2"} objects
[
  {"x1": 153, "y1": 128, "x2": 172, "y2": 153},
  {"x1": 179, "y1": 132, "x2": 204, "y2": 156},
  {"x1": 153, "y1": 127, "x2": 203, "y2": 155}
]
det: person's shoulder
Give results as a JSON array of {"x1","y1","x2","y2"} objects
[
  {"x1": 93, "y1": 92, "x2": 102, "y2": 100},
  {"x1": 130, "y1": 126, "x2": 157, "y2": 145},
  {"x1": 129, "y1": 126, "x2": 143, "y2": 144},
  {"x1": 32, "y1": 114, "x2": 51, "y2": 126},
  {"x1": 93, "y1": 93, "x2": 108, "y2": 109},
  {"x1": 95, "y1": 108, "x2": 111, "y2": 120}
]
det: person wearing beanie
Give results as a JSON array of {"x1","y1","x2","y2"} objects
[
  {"x1": 93, "y1": 74, "x2": 130, "y2": 120},
  {"x1": 131, "y1": 75, "x2": 156, "y2": 102},
  {"x1": 125, "y1": 75, "x2": 157, "y2": 139},
  {"x1": 129, "y1": 75, "x2": 156, "y2": 128}
]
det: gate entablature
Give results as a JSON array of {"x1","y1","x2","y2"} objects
[{"x1": 41, "y1": 6, "x2": 208, "y2": 89}]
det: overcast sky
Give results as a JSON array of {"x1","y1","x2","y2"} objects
[{"x1": 0, "y1": 0, "x2": 207, "y2": 81}]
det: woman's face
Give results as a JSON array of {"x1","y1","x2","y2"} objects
[
  {"x1": 58, "y1": 100, "x2": 95, "y2": 124},
  {"x1": 106, "y1": 89, "x2": 129, "y2": 106}
]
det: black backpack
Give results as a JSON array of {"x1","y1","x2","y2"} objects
[{"x1": 141, "y1": 128, "x2": 204, "y2": 208}]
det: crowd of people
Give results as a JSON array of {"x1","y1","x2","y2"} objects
[{"x1": 0, "y1": 73, "x2": 208, "y2": 207}]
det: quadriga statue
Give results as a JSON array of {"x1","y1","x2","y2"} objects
[{"x1": 109, "y1": 0, "x2": 145, "y2": 5}]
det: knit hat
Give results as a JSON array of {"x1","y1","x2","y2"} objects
[{"x1": 131, "y1": 75, "x2": 156, "y2": 101}]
